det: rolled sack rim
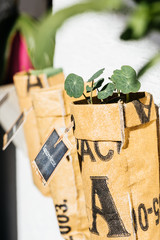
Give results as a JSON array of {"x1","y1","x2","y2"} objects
[{"x1": 70, "y1": 92, "x2": 157, "y2": 142}]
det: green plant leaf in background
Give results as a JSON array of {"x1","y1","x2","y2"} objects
[
  {"x1": 137, "y1": 52, "x2": 160, "y2": 79},
  {"x1": 98, "y1": 82, "x2": 115, "y2": 99},
  {"x1": 31, "y1": 0, "x2": 122, "y2": 69},
  {"x1": 121, "y1": 3, "x2": 151, "y2": 40},
  {"x1": 30, "y1": 67, "x2": 63, "y2": 78},
  {"x1": 120, "y1": 1, "x2": 160, "y2": 78},
  {"x1": 65, "y1": 73, "x2": 84, "y2": 98},
  {"x1": 121, "y1": 1, "x2": 160, "y2": 40},
  {"x1": 111, "y1": 65, "x2": 141, "y2": 94}
]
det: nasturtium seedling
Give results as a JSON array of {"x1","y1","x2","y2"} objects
[
  {"x1": 111, "y1": 65, "x2": 141, "y2": 94},
  {"x1": 65, "y1": 73, "x2": 84, "y2": 98},
  {"x1": 64, "y1": 65, "x2": 141, "y2": 104}
]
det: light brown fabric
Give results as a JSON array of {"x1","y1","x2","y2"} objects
[
  {"x1": 13, "y1": 71, "x2": 65, "y2": 196},
  {"x1": 32, "y1": 86, "x2": 89, "y2": 240},
  {"x1": 71, "y1": 92, "x2": 160, "y2": 240}
]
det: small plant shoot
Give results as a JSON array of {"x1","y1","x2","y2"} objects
[{"x1": 64, "y1": 65, "x2": 141, "y2": 104}]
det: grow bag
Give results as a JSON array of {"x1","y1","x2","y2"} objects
[
  {"x1": 71, "y1": 92, "x2": 160, "y2": 240},
  {"x1": 13, "y1": 69, "x2": 64, "y2": 196},
  {"x1": 31, "y1": 86, "x2": 89, "y2": 240}
]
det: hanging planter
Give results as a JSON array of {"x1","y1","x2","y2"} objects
[
  {"x1": 13, "y1": 67, "x2": 64, "y2": 196},
  {"x1": 65, "y1": 66, "x2": 160, "y2": 240},
  {"x1": 31, "y1": 86, "x2": 89, "y2": 240}
]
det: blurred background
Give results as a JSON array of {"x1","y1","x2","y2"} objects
[{"x1": 0, "y1": 0, "x2": 160, "y2": 240}]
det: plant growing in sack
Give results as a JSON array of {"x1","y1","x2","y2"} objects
[{"x1": 65, "y1": 66, "x2": 160, "y2": 240}]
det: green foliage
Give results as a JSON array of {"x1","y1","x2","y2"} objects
[
  {"x1": 27, "y1": 0, "x2": 122, "y2": 69},
  {"x1": 137, "y1": 53, "x2": 160, "y2": 78},
  {"x1": 30, "y1": 67, "x2": 63, "y2": 78},
  {"x1": 64, "y1": 65, "x2": 140, "y2": 104},
  {"x1": 87, "y1": 68, "x2": 105, "y2": 82},
  {"x1": 65, "y1": 73, "x2": 84, "y2": 98},
  {"x1": 121, "y1": 1, "x2": 160, "y2": 40},
  {"x1": 86, "y1": 78, "x2": 104, "y2": 92},
  {"x1": 97, "y1": 83, "x2": 115, "y2": 99},
  {"x1": 111, "y1": 65, "x2": 141, "y2": 94}
]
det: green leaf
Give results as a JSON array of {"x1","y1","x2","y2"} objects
[
  {"x1": 88, "y1": 68, "x2": 105, "y2": 82},
  {"x1": 24, "y1": 0, "x2": 122, "y2": 69},
  {"x1": 111, "y1": 65, "x2": 141, "y2": 94},
  {"x1": 86, "y1": 78, "x2": 104, "y2": 92},
  {"x1": 93, "y1": 78, "x2": 104, "y2": 90},
  {"x1": 30, "y1": 67, "x2": 63, "y2": 78},
  {"x1": 121, "y1": 3, "x2": 151, "y2": 40},
  {"x1": 65, "y1": 73, "x2": 84, "y2": 98},
  {"x1": 98, "y1": 83, "x2": 115, "y2": 99},
  {"x1": 86, "y1": 85, "x2": 92, "y2": 92},
  {"x1": 137, "y1": 52, "x2": 160, "y2": 78}
]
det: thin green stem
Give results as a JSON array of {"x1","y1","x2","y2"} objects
[
  {"x1": 90, "y1": 80, "x2": 94, "y2": 104},
  {"x1": 83, "y1": 93, "x2": 90, "y2": 104},
  {"x1": 117, "y1": 90, "x2": 120, "y2": 97},
  {"x1": 126, "y1": 93, "x2": 129, "y2": 103}
]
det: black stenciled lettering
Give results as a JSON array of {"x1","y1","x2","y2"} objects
[
  {"x1": 94, "y1": 142, "x2": 114, "y2": 161},
  {"x1": 116, "y1": 141, "x2": 122, "y2": 155},
  {"x1": 138, "y1": 203, "x2": 149, "y2": 231},
  {"x1": 64, "y1": 237, "x2": 73, "y2": 240},
  {"x1": 60, "y1": 226, "x2": 71, "y2": 235},
  {"x1": 76, "y1": 139, "x2": 79, "y2": 150},
  {"x1": 71, "y1": 115, "x2": 75, "y2": 131},
  {"x1": 57, "y1": 215, "x2": 69, "y2": 224},
  {"x1": 90, "y1": 176, "x2": 131, "y2": 237},
  {"x1": 27, "y1": 75, "x2": 43, "y2": 92},
  {"x1": 147, "y1": 207, "x2": 153, "y2": 214},
  {"x1": 81, "y1": 140, "x2": 96, "y2": 162},
  {"x1": 55, "y1": 204, "x2": 68, "y2": 213},
  {"x1": 133, "y1": 94, "x2": 152, "y2": 124},
  {"x1": 77, "y1": 152, "x2": 83, "y2": 172},
  {"x1": 76, "y1": 139, "x2": 83, "y2": 172},
  {"x1": 132, "y1": 208, "x2": 138, "y2": 233},
  {"x1": 153, "y1": 198, "x2": 159, "y2": 225}
]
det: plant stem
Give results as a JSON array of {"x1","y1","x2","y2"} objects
[
  {"x1": 83, "y1": 93, "x2": 90, "y2": 104},
  {"x1": 117, "y1": 90, "x2": 120, "y2": 97},
  {"x1": 126, "y1": 93, "x2": 129, "y2": 103},
  {"x1": 90, "y1": 80, "x2": 94, "y2": 104}
]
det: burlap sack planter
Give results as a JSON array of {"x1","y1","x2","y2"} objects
[
  {"x1": 13, "y1": 69, "x2": 64, "y2": 196},
  {"x1": 70, "y1": 92, "x2": 160, "y2": 240},
  {"x1": 31, "y1": 87, "x2": 89, "y2": 240}
]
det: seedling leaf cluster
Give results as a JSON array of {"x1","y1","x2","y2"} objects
[{"x1": 65, "y1": 65, "x2": 141, "y2": 104}]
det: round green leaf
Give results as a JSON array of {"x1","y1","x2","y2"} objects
[
  {"x1": 65, "y1": 73, "x2": 84, "y2": 98},
  {"x1": 98, "y1": 83, "x2": 115, "y2": 99},
  {"x1": 111, "y1": 65, "x2": 141, "y2": 94}
]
